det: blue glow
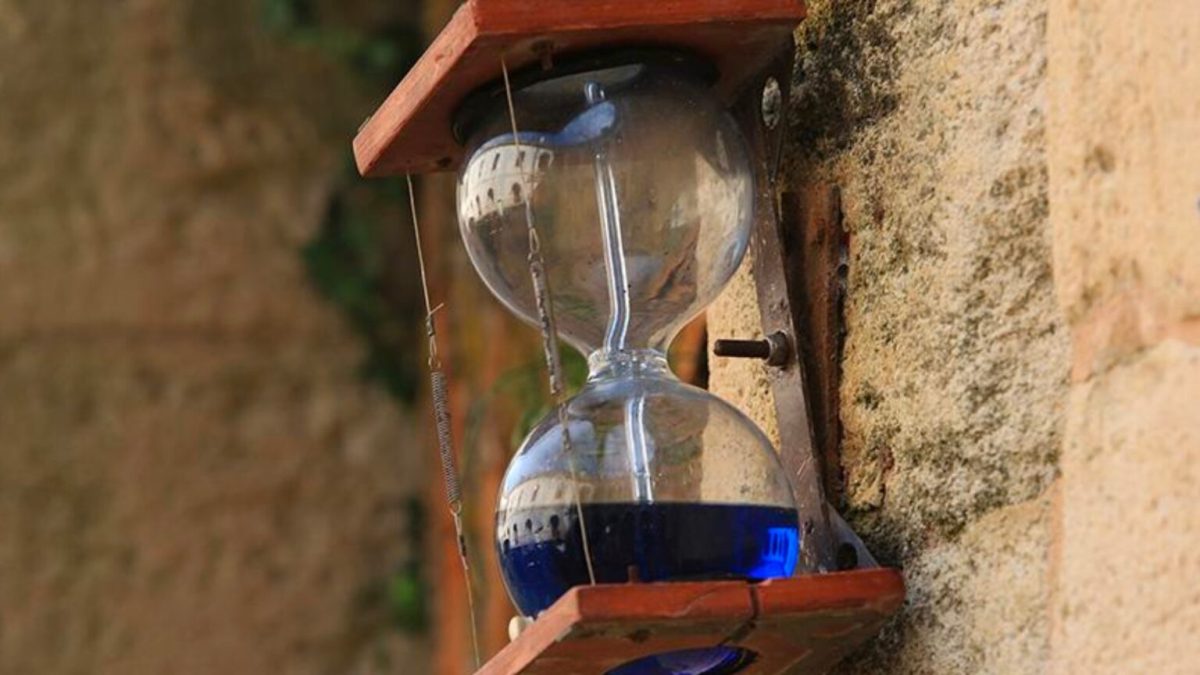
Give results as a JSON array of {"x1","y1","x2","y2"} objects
[
  {"x1": 606, "y1": 646, "x2": 755, "y2": 675},
  {"x1": 747, "y1": 527, "x2": 799, "y2": 579}
]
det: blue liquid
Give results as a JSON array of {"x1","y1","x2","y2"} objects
[
  {"x1": 497, "y1": 502, "x2": 796, "y2": 675},
  {"x1": 496, "y1": 501, "x2": 800, "y2": 617}
]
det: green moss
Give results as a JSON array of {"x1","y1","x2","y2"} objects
[
  {"x1": 265, "y1": 0, "x2": 430, "y2": 634},
  {"x1": 265, "y1": 0, "x2": 424, "y2": 405},
  {"x1": 301, "y1": 173, "x2": 425, "y2": 403},
  {"x1": 789, "y1": 0, "x2": 901, "y2": 164}
]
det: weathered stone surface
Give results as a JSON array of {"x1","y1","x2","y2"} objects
[
  {"x1": 841, "y1": 496, "x2": 1052, "y2": 674},
  {"x1": 1045, "y1": 6, "x2": 1200, "y2": 672},
  {"x1": 1052, "y1": 341, "x2": 1200, "y2": 674},
  {"x1": 709, "y1": 1, "x2": 1070, "y2": 672},
  {"x1": 1047, "y1": 1, "x2": 1200, "y2": 333},
  {"x1": 790, "y1": 0, "x2": 1067, "y2": 547},
  {"x1": 0, "y1": 1, "x2": 427, "y2": 673}
]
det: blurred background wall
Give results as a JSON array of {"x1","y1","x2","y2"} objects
[
  {"x1": 0, "y1": 1, "x2": 591, "y2": 673},
  {"x1": 713, "y1": 2, "x2": 1200, "y2": 674},
  {"x1": 0, "y1": 1, "x2": 445, "y2": 673}
]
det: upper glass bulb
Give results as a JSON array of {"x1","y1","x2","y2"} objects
[{"x1": 457, "y1": 59, "x2": 753, "y2": 354}]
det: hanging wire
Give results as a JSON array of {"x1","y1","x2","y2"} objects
[
  {"x1": 500, "y1": 56, "x2": 597, "y2": 586},
  {"x1": 767, "y1": 72, "x2": 793, "y2": 228},
  {"x1": 405, "y1": 174, "x2": 481, "y2": 669}
]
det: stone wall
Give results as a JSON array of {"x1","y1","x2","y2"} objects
[
  {"x1": 711, "y1": 1, "x2": 1200, "y2": 673},
  {"x1": 1047, "y1": 2, "x2": 1200, "y2": 672},
  {"x1": 711, "y1": 1, "x2": 1068, "y2": 672},
  {"x1": 0, "y1": 2, "x2": 428, "y2": 673}
]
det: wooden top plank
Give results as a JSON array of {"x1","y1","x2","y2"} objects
[
  {"x1": 475, "y1": 0, "x2": 805, "y2": 33},
  {"x1": 353, "y1": 0, "x2": 806, "y2": 176}
]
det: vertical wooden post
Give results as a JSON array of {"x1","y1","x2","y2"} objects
[{"x1": 779, "y1": 188, "x2": 847, "y2": 505}]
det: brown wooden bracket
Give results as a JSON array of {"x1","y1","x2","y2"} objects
[
  {"x1": 478, "y1": 571, "x2": 905, "y2": 675},
  {"x1": 779, "y1": 188, "x2": 849, "y2": 506},
  {"x1": 727, "y1": 38, "x2": 849, "y2": 572}
]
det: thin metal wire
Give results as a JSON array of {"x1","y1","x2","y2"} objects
[
  {"x1": 500, "y1": 56, "x2": 597, "y2": 586},
  {"x1": 767, "y1": 73, "x2": 792, "y2": 226},
  {"x1": 405, "y1": 174, "x2": 481, "y2": 669}
]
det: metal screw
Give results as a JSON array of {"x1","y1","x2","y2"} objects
[{"x1": 713, "y1": 330, "x2": 792, "y2": 367}]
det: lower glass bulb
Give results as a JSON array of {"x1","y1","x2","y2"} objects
[{"x1": 495, "y1": 351, "x2": 801, "y2": 619}]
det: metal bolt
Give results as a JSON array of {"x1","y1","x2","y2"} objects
[
  {"x1": 713, "y1": 330, "x2": 792, "y2": 367},
  {"x1": 713, "y1": 338, "x2": 771, "y2": 359}
]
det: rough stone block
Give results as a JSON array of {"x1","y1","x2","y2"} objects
[
  {"x1": 1047, "y1": 1, "x2": 1200, "y2": 332},
  {"x1": 1053, "y1": 340, "x2": 1200, "y2": 674},
  {"x1": 790, "y1": 0, "x2": 1067, "y2": 547},
  {"x1": 838, "y1": 496, "x2": 1052, "y2": 674},
  {"x1": 710, "y1": 3, "x2": 1069, "y2": 673}
]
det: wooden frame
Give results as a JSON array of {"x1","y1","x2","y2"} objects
[
  {"x1": 479, "y1": 570, "x2": 904, "y2": 675},
  {"x1": 464, "y1": 26, "x2": 903, "y2": 675},
  {"x1": 777, "y1": 187, "x2": 849, "y2": 506},
  {"x1": 352, "y1": 0, "x2": 806, "y2": 176}
]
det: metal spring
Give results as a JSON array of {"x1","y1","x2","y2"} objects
[
  {"x1": 429, "y1": 368, "x2": 461, "y2": 508},
  {"x1": 405, "y1": 174, "x2": 479, "y2": 667}
]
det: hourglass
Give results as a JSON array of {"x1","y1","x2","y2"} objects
[
  {"x1": 353, "y1": 2, "x2": 903, "y2": 673},
  {"x1": 456, "y1": 53, "x2": 804, "y2": 621}
]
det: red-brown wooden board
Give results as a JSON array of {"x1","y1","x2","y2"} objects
[
  {"x1": 477, "y1": 569, "x2": 904, "y2": 675},
  {"x1": 353, "y1": 0, "x2": 806, "y2": 176}
]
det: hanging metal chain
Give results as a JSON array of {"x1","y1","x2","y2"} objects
[
  {"x1": 501, "y1": 56, "x2": 597, "y2": 586},
  {"x1": 405, "y1": 174, "x2": 481, "y2": 669}
]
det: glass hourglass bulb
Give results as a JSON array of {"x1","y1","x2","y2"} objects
[
  {"x1": 456, "y1": 54, "x2": 804, "y2": 673},
  {"x1": 456, "y1": 56, "x2": 754, "y2": 356}
]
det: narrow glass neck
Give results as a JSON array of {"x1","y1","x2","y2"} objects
[{"x1": 586, "y1": 348, "x2": 673, "y2": 381}]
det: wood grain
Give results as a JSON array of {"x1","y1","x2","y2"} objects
[
  {"x1": 780, "y1": 187, "x2": 850, "y2": 507},
  {"x1": 475, "y1": 570, "x2": 904, "y2": 675},
  {"x1": 353, "y1": 0, "x2": 806, "y2": 176}
]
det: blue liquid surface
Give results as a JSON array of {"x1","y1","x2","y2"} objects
[{"x1": 496, "y1": 501, "x2": 800, "y2": 618}]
